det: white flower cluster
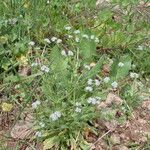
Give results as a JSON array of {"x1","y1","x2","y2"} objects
[
  {"x1": 28, "y1": 41, "x2": 35, "y2": 46},
  {"x1": 8, "y1": 18, "x2": 18, "y2": 25},
  {"x1": 35, "y1": 131, "x2": 42, "y2": 137},
  {"x1": 137, "y1": 45, "x2": 144, "y2": 51},
  {"x1": 75, "y1": 37, "x2": 80, "y2": 42},
  {"x1": 84, "y1": 64, "x2": 91, "y2": 70},
  {"x1": 89, "y1": 35, "x2": 99, "y2": 43},
  {"x1": 87, "y1": 97, "x2": 101, "y2": 105},
  {"x1": 74, "y1": 30, "x2": 80, "y2": 34},
  {"x1": 82, "y1": 34, "x2": 89, "y2": 39},
  {"x1": 68, "y1": 35, "x2": 73, "y2": 38},
  {"x1": 61, "y1": 50, "x2": 74, "y2": 57},
  {"x1": 49, "y1": 111, "x2": 61, "y2": 121},
  {"x1": 75, "y1": 102, "x2": 82, "y2": 113},
  {"x1": 39, "y1": 122, "x2": 45, "y2": 128},
  {"x1": 31, "y1": 62, "x2": 38, "y2": 67},
  {"x1": 85, "y1": 86, "x2": 93, "y2": 92},
  {"x1": 95, "y1": 79, "x2": 101, "y2": 86},
  {"x1": 111, "y1": 81, "x2": 118, "y2": 88},
  {"x1": 65, "y1": 26, "x2": 72, "y2": 31},
  {"x1": 50, "y1": 37, "x2": 62, "y2": 44},
  {"x1": 41, "y1": 65, "x2": 50, "y2": 73},
  {"x1": 44, "y1": 38, "x2": 51, "y2": 44},
  {"x1": 32, "y1": 100, "x2": 41, "y2": 109},
  {"x1": 87, "y1": 79, "x2": 101, "y2": 86},
  {"x1": 130, "y1": 72, "x2": 139, "y2": 79},
  {"x1": 118, "y1": 62, "x2": 124, "y2": 67},
  {"x1": 103, "y1": 77, "x2": 110, "y2": 83}
]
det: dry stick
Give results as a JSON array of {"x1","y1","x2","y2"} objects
[{"x1": 90, "y1": 129, "x2": 112, "y2": 149}]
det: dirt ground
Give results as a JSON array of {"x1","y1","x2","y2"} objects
[{"x1": 0, "y1": 99, "x2": 149, "y2": 150}]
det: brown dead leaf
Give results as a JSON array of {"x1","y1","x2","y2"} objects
[
  {"x1": 18, "y1": 66, "x2": 31, "y2": 76},
  {"x1": 11, "y1": 122, "x2": 33, "y2": 139},
  {"x1": 102, "y1": 64, "x2": 110, "y2": 76}
]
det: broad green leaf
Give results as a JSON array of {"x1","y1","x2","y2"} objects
[
  {"x1": 43, "y1": 137, "x2": 58, "y2": 150},
  {"x1": 110, "y1": 55, "x2": 131, "y2": 80},
  {"x1": 87, "y1": 56, "x2": 104, "y2": 78},
  {"x1": 116, "y1": 55, "x2": 131, "y2": 79},
  {"x1": 79, "y1": 40, "x2": 96, "y2": 62}
]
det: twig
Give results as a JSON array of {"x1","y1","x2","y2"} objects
[{"x1": 90, "y1": 129, "x2": 112, "y2": 149}]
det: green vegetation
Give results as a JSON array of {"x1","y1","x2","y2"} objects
[{"x1": 0, "y1": 0, "x2": 149, "y2": 149}]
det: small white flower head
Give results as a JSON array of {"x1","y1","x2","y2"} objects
[
  {"x1": 28, "y1": 41, "x2": 35, "y2": 46},
  {"x1": 95, "y1": 96, "x2": 101, "y2": 100},
  {"x1": 41, "y1": 65, "x2": 50, "y2": 73},
  {"x1": 15, "y1": 84, "x2": 20, "y2": 89},
  {"x1": 75, "y1": 37, "x2": 80, "y2": 42},
  {"x1": 118, "y1": 62, "x2": 124, "y2": 67},
  {"x1": 103, "y1": 77, "x2": 110, "y2": 83},
  {"x1": 95, "y1": 79, "x2": 101, "y2": 86},
  {"x1": 8, "y1": 18, "x2": 18, "y2": 25},
  {"x1": 130, "y1": 72, "x2": 139, "y2": 79},
  {"x1": 85, "y1": 86, "x2": 93, "y2": 92},
  {"x1": 32, "y1": 100, "x2": 41, "y2": 109},
  {"x1": 87, "y1": 79, "x2": 93, "y2": 85},
  {"x1": 65, "y1": 26, "x2": 71, "y2": 31},
  {"x1": 44, "y1": 38, "x2": 51, "y2": 44},
  {"x1": 41, "y1": 65, "x2": 46, "y2": 71},
  {"x1": 75, "y1": 102, "x2": 82, "y2": 107},
  {"x1": 39, "y1": 122, "x2": 45, "y2": 128},
  {"x1": 50, "y1": 111, "x2": 61, "y2": 121},
  {"x1": 95, "y1": 37, "x2": 99, "y2": 43},
  {"x1": 75, "y1": 107, "x2": 82, "y2": 113},
  {"x1": 82, "y1": 34, "x2": 89, "y2": 39},
  {"x1": 87, "y1": 97, "x2": 97, "y2": 105},
  {"x1": 56, "y1": 39, "x2": 62, "y2": 44},
  {"x1": 51, "y1": 36, "x2": 57, "y2": 42},
  {"x1": 84, "y1": 64, "x2": 91, "y2": 70},
  {"x1": 47, "y1": 0, "x2": 50, "y2": 4},
  {"x1": 61, "y1": 50, "x2": 67, "y2": 56},
  {"x1": 74, "y1": 30, "x2": 80, "y2": 34},
  {"x1": 68, "y1": 51, "x2": 74, "y2": 56},
  {"x1": 44, "y1": 67, "x2": 50, "y2": 73},
  {"x1": 111, "y1": 81, "x2": 118, "y2": 88},
  {"x1": 68, "y1": 35, "x2": 73, "y2": 39},
  {"x1": 90, "y1": 35, "x2": 95, "y2": 40},
  {"x1": 35, "y1": 131, "x2": 42, "y2": 137},
  {"x1": 137, "y1": 46, "x2": 143, "y2": 51},
  {"x1": 31, "y1": 62, "x2": 38, "y2": 67}
]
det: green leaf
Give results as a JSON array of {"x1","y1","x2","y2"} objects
[
  {"x1": 110, "y1": 55, "x2": 132, "y2": 80},
  {"x1": 79, "y1": 40, "x2": 96, "y2": 62},
  {"x1": 43, "y1": 137, "x2": 58, "y2": 150},
  {"x1": 87, "y1": 56, "x2": 104, "y2": 78},
  {"x1": 50, "y1": 46, "x2": 68, "y2": 73}
]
